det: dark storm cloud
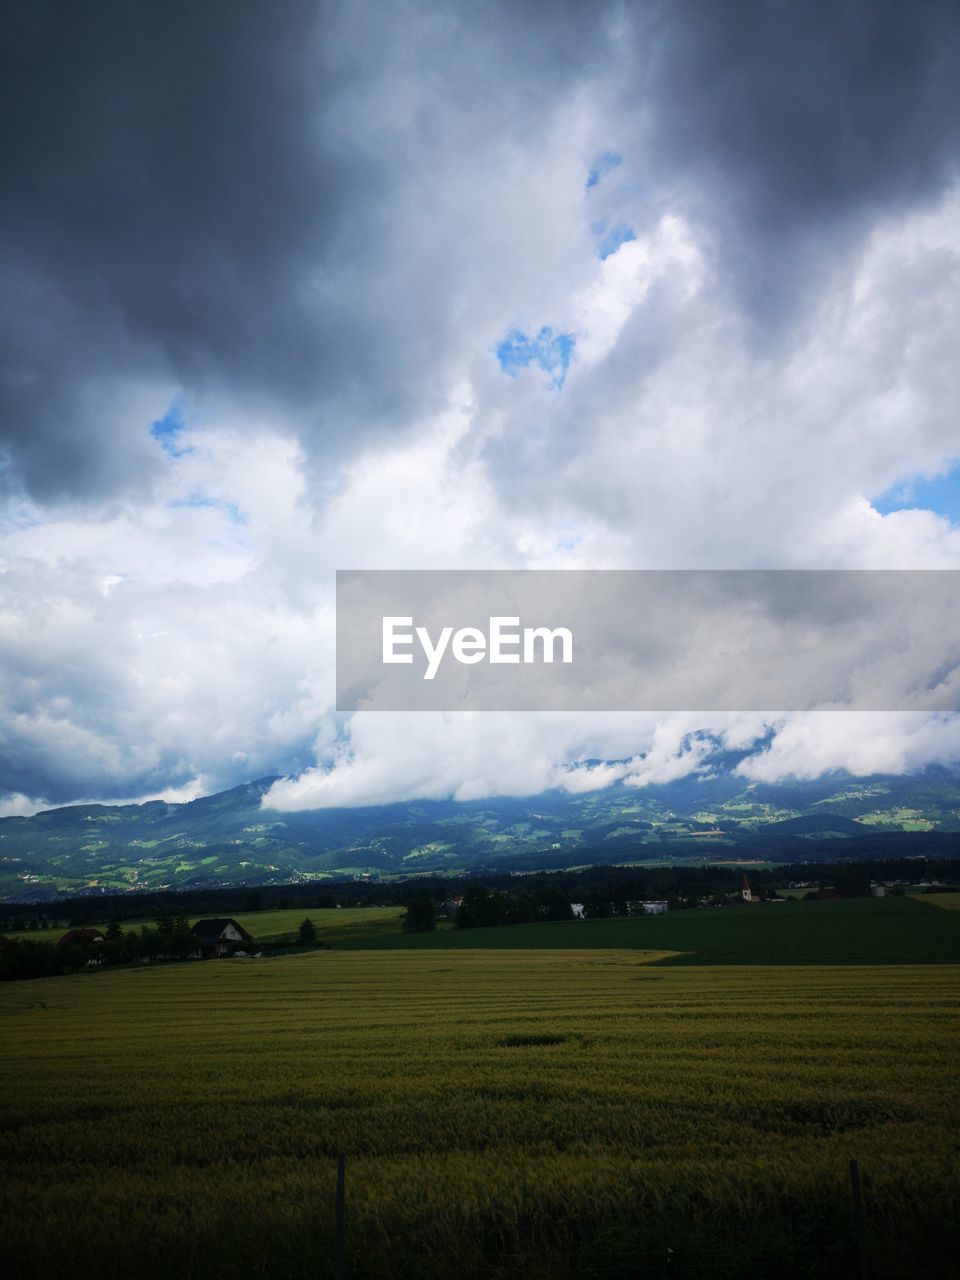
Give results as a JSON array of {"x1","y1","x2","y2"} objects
[
  {"x1": 2, "y1": 0, "x2": 333, "y2": 496},
  {"x1": 632, "y1": 0, "x2": 960, "y2": 322},
  {"x1": 2, "y1": 0, "x2": 959, "y2": 503},
  {"x1": 0, "y1": 0, "x2": 608, "y2": 500}
]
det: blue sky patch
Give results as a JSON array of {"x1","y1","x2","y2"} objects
[
  {"x1": 873, "y1": 460, "x2": 960, "y2": 523},
  {"x1": 593, "y1": 219, "x2": 636, "y2": 260},
  {"x1": 168, "y1": 490, "x2": 246, "y2": 524},
  {"x1": 150, "y1": 402, "x2": 190, "y2": 458},
  {"x1": 496, "y1": 326, "x2": 575, "y2": 389},
  {"x1": 586, "y1": 151, "x2": 622, "y2": 189}
]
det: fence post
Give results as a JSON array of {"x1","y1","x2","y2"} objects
[
  {"x1": 334, "y1": 1152, "x2": 346, "y2": 1280},
  {"x1": 849, "y1": 1158, "x2": 867, "y2": 1279}
]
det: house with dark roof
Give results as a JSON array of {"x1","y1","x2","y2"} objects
[
  {"x1": 190, "y1": 918, "x2": 253, "y2": 958},
  {"x1": 57, "y1": 928, "x2": 106, "y2": 948}
]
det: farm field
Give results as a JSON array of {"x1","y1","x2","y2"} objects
[
  {"x1": 339, "y1": 894, "x2": 960, "y2": 965},
  {"x1": 226, "y1": 904, "x2": 405, "y2": 943},
  {"x1": 2, "y1": 950, "x2": 958, "y2": 1280},
  {"x1": 922, "y1": 891, "x2": 960, "y2": 910}
]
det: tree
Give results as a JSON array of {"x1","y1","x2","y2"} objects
[
  {"x1": 106, "y1": 918, "x2": 122, "y2": 940},
  {"x1": 457, "y1": 885, "x2": 509, "y2": 928},
  {"x1": 0, "y1": 938, "x2": 62, "y2": 981},
  {"x1": 298, "y1": 917, "x2": 317, "y2": 944},
  {"x1": 137, "y1": 925, "x2": 162, "y2": 958},
  {"x1": 59, "y1": 943, "x2": 90, "y2": 973},
  {"x1": 506, "y1": 892, "x2": 537, "y2": 925},
  {"x1": 167, "y1": 920, "x2": 196, "y2": 958},
  {"x1": 534, "y1": 889, "x2": 573, "y2": 922},
  {"x1": 456, "y1": 885, "x2": 491, "y2": 928},
  {"x1": 123, "y1": 929, "x2": 143, "y2": 960},
  {"x1": 402, "y1": 896, "x2": 436, "y2": 933},
  {"x1": 583, "y1": 896, "x2": 614, "y2": 919},
  {"x1": 835, "y1": 866, "x2": 871, "y2": 898}
]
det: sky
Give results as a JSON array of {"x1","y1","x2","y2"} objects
[{"x1": 2, "y1": 0, "x2": 960, "y2": 816}]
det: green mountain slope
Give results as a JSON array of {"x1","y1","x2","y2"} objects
[{"x1": 2, "y1": 768, "x2": 960, "y2": 901}]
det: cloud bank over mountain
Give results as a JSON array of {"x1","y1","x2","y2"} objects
[{"x1": 2, "y1": 1, "x2": 960, "y2": 814}]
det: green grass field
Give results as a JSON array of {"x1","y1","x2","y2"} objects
[
  {"x1": 339, "y1": 895, "x2": 960, "y2": 965},
  {"x1": 922, "y1": 892, "x2": 960, "y2": 910},
  {"x1": 2, "y1": 947, "x2": 958, "y2": 1280},
  {"x1": 229, "y1": 904, "x2": 405, "y2": 943}
]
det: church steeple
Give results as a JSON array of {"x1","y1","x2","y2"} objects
[{"x1": 741, "y1": 872, "x2": 753, "y2": 903}]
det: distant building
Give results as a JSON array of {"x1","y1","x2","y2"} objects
[
  {"x1": 740, "y1": 874, "x2": 761, "y2": 903},
  {"x1": 870, "y1": 885, "x2": 886, "y2": 898},
  {"x1": 570, "y1": 903, "x2": 585, "y2": 919},
  {"x1": 57, "y1": 928, "x2": 106, "y2": 948},
  {"x1": 190, "y1": 918, "x2": 253, "y2": 958},
  {"x1": 814, "y1": 888, "x2": 841, "y2": 900},
  {"x1": 641, "y1": 901, "x2": 668, "y2": 915}
]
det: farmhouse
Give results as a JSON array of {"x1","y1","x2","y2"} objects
[
  {"x1": 191, "y1": 918, "x2": 253, "y2": 958},
  {"x1": 57, "y1": 928, "x2": 106, "y2": 947}
]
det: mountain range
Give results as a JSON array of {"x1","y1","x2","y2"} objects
[{"x1": 3, "y1": 765, "x2": 960, "y2": 901}]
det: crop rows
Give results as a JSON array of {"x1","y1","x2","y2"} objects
[{"x1": 2, "y1": 951, "x2": 958, "y2": 1278}]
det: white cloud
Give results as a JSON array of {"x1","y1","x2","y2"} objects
[
  {"x1": 3, "y1": 21, "x2": 960, "y2": 813},
  {"x1": 0, "y1": 791, "x2": 51, "y2": 818},
  {"x1": 737, "y1": 712, "x2": 960, "y2": 781},
  {"x1": 0, "y1": 430, "x2": 335, "y2": 803},
  {"x1": 265, "y1": 185, "x2": 960, "y2": 810}
]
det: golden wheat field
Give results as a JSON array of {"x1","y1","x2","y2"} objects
[{"x1": 2, "y1": 950, "x2": 958, "y2": 1280}]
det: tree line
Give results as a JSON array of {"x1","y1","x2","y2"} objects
[
  {"x1": 401, "y1": 884, "x2": 577, "y2": 933},
  {"x1": 3, "y1": 857, "x2": 957, "y2": 948},
  {"x1": 0, "y1": 916, "x2": 198, "y2": 982}
]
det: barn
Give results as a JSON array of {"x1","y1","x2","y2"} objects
[{"x1": 191, "y1": 918, "x2": 253, "y2": 958}]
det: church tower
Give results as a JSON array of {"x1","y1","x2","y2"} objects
[{"x1": 741, "y1": 872, "x2": 753, "y2": 903}]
